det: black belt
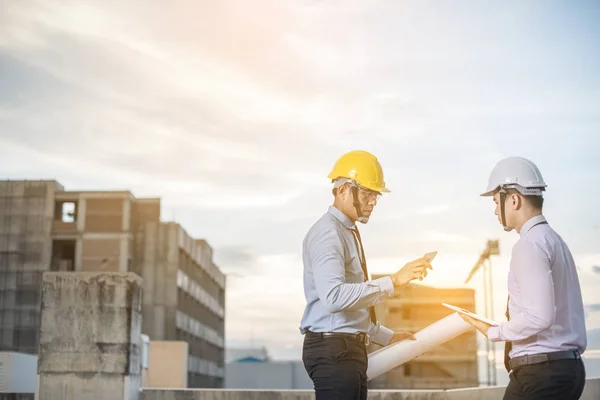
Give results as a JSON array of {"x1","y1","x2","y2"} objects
[
  {"x1": 509, "y1": 349, "x2": 580, "y2": 371},
  {"x1": 305, "y1": 331, "x2": 370, "y2": 346}
]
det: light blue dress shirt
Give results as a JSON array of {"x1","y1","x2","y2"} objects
[
  {"x1": 487, "y1": 215, "x2": 587, "y2": 358},
  {"x1": 299, "y1": 206, "x2": 395, "y2": 345}
]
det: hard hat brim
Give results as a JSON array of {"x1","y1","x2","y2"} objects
[
  {"x1": 480, "y1": 184, "x2": 546, "y2": 197},
  {"x1": 331, "y1": 177, "x2": 391, "y2": 194}
]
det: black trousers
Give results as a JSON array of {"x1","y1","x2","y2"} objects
[
  {"x1": 504, "y1": 358, "x2": 586, "y2": 400},
  {"x1": 302, "y1": 333, "x2": 368, "y2": 400}
]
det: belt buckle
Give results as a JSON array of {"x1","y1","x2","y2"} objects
[{"x1": 364, "y1": 334, "x2": 370, "y2": 346}]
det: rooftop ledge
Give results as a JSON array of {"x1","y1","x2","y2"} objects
[{"x1": 142, "y1": 378, "x2": 600, "y2": 400}]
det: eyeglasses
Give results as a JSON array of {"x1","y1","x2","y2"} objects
[{"x1": 356, "y1": 185, "x2": 381, "y2": 201}]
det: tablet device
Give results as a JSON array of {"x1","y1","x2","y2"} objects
[{"x1": 442, "y1": 303, "x2": 499, "y2": 326}]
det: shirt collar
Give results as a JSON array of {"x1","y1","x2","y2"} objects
[
  {"x1": 328, "y1": 205, "x2": 356, "y2": 230},
  {"x1": 520, "y1": 215, "x2": 547, "y2": 236}
]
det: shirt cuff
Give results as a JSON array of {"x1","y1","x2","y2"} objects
[
  {"x1": 487, "y1": 326, "x2": 503, "y2": 342},
  {"x1": 369, "y1": 323, "x2": 394, "y2": 346},
  {"x1": 373, "y1": 276, "x2": 395, "y2": 297}
]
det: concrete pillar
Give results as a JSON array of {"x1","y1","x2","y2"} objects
[{"x1": 37, "y1": 272, "x2": 143, "y2": 400}]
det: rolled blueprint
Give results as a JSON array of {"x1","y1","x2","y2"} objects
[{"x1": 367, "y1": 312, "x2": 473, "y2": 380}]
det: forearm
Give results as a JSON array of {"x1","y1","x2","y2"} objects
[
  {"x1": 488, "y1": 308, "x2": 553, "y2": 342},
  {"x1": 319, "y1": 276, "x2": 394, "y2": 313},
  {"x1": 369, "y1": 322, "x2": 394, "y2": 346}
]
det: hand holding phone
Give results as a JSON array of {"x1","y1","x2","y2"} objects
[
  {"x1": 391, "y1": 251, "x2": 438, "y2": 287},
  {"x1": 423, "y1": 251, "x2": 438, "y2": 262}
]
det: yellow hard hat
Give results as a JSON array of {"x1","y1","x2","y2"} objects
[{"x1": 328, "y1": 150, "x2": 390, "y2": 193}]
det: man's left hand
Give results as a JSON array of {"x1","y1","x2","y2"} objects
[
  {"x1": 459, "y1": 314, "x2": 492, "y2": 337},
  {"x1": 389, "y1": 331, "x2": 416, "y2": 345}
]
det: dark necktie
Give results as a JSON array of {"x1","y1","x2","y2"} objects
[
  {"x1": 350, "y1": 227, "x2": 377, "y2": 325},
  {"x1": 504, "y1": 296, "x2": 511, "y2": 372}
]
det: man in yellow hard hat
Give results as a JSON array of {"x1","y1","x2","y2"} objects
[{"x1": 299, "y1": 150, "x2": 434, "y2": 399}]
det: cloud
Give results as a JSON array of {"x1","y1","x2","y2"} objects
[
  {"x1": 1, "y1": 0, "x2": 599, "y2": 360},
  {"x1": 586, "y1": 304, "x2": 600, "y2": 314},
  {"x1": 415, "y1": 205, "x2": 451, "y2": 216},
  {"x1": 224, "y1": 253, "x2": 305, "y2": 342},
  {"x1": 420, "y1": 230, "x2": 471, "y2": 244},
  {"x1": 214, "y1": 246, "x2": 259, "y2": 274}
]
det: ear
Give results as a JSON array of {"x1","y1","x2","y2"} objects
[
  {"x1": 337, "y1": 184, "x2": 348, "y2": 199},
  {"x1": 511, "y1": 194, "x2": 521, "y2": 210}
]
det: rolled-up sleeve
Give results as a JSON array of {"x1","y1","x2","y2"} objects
[
  {"x1": 369, "y1": 322, "x2": 394, "y2": 346},
  {"x1": 308, "y1": 227, "x2": 395, "y2": 314},
  {"x1": 488, "y1": 239, "x2": 555, "y2": 342}
]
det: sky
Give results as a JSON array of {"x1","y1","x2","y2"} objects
[{"x1": 1, "y1": 0, "x2": 600, "y2": 377}]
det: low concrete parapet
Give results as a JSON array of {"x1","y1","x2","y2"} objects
[{"x1": 141, "y1": 377, "x2": 600, "y2": 400}]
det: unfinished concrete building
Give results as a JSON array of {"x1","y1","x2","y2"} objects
[
  {"x1": 369, "y1": 279, "x2": 478, "y2": 390},
  {"x1": 137, "y1": 222, "x2": 225, "y2": 387},
  {"x1": 0, "y1": 180, "x2": 226, "y2": 388}
]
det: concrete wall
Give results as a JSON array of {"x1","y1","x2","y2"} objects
[
  {"x1": 142, "y1": 391, "x2": 316, "y2": 400},
  {"x1": 81, "y1": 238, "x2": 122, "y2": 272},
  {"x1": 225, "y1": 362, "x2": 312, "y2": 389},
  {"x1": 51, "y1": 191, "x2": 137, "y2": 274},
  {"x1": 147, "y1": 342, "x2": 189, "y2": 389},
  {"x1": 132, "y1": 199, "x2": 161, "y2": 229},
  {"x1": 142, "y1": 377, "x2": 600, "y2": 400},
  {"x1": 36, "y1": 272, "x2": 143, "y2": 400},
  {"x1": 85, "y1": 198, "x2": 126, "y2": 233}
]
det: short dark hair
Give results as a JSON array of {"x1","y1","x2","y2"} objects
[
  {"x1": 505, "y1": 188, "x2": 544, "y2": 210},
  {"x1": 332, "y1": 181, "x2": 350, "y2": 197}
]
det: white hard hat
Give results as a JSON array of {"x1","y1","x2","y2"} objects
[{"x1": 481, "y1": 157, "x2": 547, "y2": 197}]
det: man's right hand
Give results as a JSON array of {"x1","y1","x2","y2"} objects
[{"x1": 391, "y1": 257, "x2": 433, "y2": 287}]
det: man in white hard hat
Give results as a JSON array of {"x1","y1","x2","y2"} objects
[
  {"x1": 299, "y1": 150, "x2": 435, "y2": 400},
  {"x1": 460, "y1": 156, "x2": 587, "y2": 399}
]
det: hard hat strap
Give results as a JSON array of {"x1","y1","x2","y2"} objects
[
  {"x1": 351, "y1": 185, "x2": 366, "y2": 223},
  {"x1": 499, "y1": 187, "x2": 512, "y2": 232}
]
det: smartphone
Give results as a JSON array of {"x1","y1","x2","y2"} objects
[{"x1": 423, "y1": 251, "x2": 438, "y2": 262}]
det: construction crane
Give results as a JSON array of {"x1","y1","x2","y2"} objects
[{"x1": 465, "y1": 239, "x2": 500, "y2": 387}]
